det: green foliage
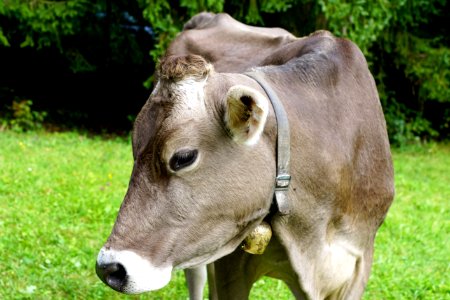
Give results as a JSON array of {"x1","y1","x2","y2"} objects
[
  {"x1": 401, "y1": 36, "x2": 450, "y2": 103},
  {"x1": 318, "y1": 0, "x2": 395, "y2": 55},
  {"x1": 384, "y1": 102, "x2": 439, "y2": 146},
  {"x1": 1, "y1": 130, "x2": 449, "y2": 298},
  {"x1": 0, "y1": 0, "x2": 95, "y2": 50},
  {"x1": 259, "y1": 0, "x2": 293, "y2": 13},
  {"x1": 0, "y1": 0, "x2": 152, "y2": 72},
  {"x1": 141, "y1": 0, "x2": 225, "y2": 62},
  {"x1": 0, "y1": 27, "x2": 9, "y2": 46},
  {"x1": 2, "y1": 99, "x2": 47, "y2": 132}
]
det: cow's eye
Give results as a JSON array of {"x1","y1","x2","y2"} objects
[{"x1": 169, "y1": 149, "x2": 199, "y2": 172}]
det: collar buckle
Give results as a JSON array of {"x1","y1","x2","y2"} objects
[{"x1": 275, "y1": 174, "x2": 291, "y2": 190}]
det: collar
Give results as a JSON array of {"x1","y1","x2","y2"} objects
[{"x1": 245, "y1": 71, "x2": 291, "y2": 215}]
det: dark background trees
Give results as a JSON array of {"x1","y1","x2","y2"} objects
[
  {"x1": 0, "y1": 0, "x2": 154, "y2": 132},
  {"x1": 1, "y1": 0, "x2": 449, "y2": 144}
]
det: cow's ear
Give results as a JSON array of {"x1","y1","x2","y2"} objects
[{"x1": 225, "y1": 85, "x2": 269, "y2": 145}]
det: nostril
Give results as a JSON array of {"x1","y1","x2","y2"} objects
[
  {"x1": 96, "y1": 262, "x2": 127, "y2": 291},
  {"x1": 106, "y1": 263, "x2": 127, "y2": 288}
]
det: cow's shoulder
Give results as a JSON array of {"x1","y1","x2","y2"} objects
[{"x1": 261, "y1": 30, "x2": 368, "y2": 73}]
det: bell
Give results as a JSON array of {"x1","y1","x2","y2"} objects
[{"x1": 241, "y1": 221, "x2": 272, "y2": 255}]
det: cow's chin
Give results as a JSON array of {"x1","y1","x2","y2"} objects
[
  {"x1": 175, "y1": 223, "x2": 259, "y2": 270},
  {"x1": 175, "y1": 240, "x2": 240, "y2": 270},
  {"x1": 96, "y1": 248, "x2": 172, "y2": 294}
]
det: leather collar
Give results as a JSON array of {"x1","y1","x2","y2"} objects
[{"x1": 245, "y1": 71, "x2": 291, "y2": 215}]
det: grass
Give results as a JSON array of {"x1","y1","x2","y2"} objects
[
  {"x1": 0, "y1": 130, "x2": 448, "y2": 299},
  {"x1": 364, "y1": 144, "x2": 450, "y2": 299}
]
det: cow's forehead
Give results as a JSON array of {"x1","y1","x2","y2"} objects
[
  {"x1": 141, "y1": 78, "x2": 210, "y2": 150},
  {"x1": 162, "y1": 77, "x2": 208, "y2": 118},
  {"x1": 130, "y1": 80, "x2": 207, "y2": 176},
  {"x1": 132, "y1": 73, "x2": 228, "y2": 161},
  {"x1": 149, "y1": 77, "x2": 208, "y2": 122}
]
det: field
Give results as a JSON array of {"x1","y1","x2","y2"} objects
[{"x1": 0, "y1": 130, "x2": 449, "y2": 299}]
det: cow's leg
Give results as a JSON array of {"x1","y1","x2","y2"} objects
[
  {"x1": 331, "y1": 246, "x2": 374, "y2": 300},
  {"x1": 211, "y1": 234, "x2": 300, "y2": 299},
  {"x1": 211, "y1": 250, "x2": 256, "y2": 300},
  {"x1": 207, "y1": 263, "x2": 218, "y2": 300},
  {"x1": 184, "y1": 266, "x2": 207, "y2": 300}
]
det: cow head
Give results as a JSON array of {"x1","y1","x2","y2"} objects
[{"x1": 96, "y1": 55, "x2": 276, "y2": 293}]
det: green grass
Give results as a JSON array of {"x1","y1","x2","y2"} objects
[
  {"x1": 0, "y1": 130, "x2": 448, "y2": 299},
  {"x1": 364, "y1": 144, "x2": 450, "y2": 299}
]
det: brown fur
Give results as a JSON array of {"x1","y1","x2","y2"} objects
[{"x1": 158, "y1": 54, "x2": 213, "y2": 82}]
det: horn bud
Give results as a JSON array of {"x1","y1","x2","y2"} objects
[{"x1": 241, "y1": 221, "x2": 272, "y2": 255}]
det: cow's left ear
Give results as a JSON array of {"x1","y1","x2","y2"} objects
[{"x1": 225, "y1": 85, "x2": 269, "y2": 145}]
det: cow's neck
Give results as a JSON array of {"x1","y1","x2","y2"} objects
[
  {"x1": 238, "y1": 71, "x2": 292, "y2": 256},
  {"x1": 245, "y1": 71, "x2": 292, "y2": 216}
]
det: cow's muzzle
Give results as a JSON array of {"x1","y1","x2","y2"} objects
[{"x1": 96, "y1": 247, "x2": 172, "y2": 294}]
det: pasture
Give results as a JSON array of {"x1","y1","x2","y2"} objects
[{"x1": 0, "y1": 130, "x2": 448, "y2": 299}]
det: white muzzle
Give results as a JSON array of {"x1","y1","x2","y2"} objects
[{"x1": 96, "y1": 247, "x2": 172, "y2": 294}]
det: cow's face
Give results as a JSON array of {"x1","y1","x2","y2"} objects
[{"x1": 96, "y1": 55, "x2": 275, "y2": 293}]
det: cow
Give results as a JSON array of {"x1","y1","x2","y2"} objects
[{"x1": 95, "y1": 12, "x2": 394, "y2": 300}]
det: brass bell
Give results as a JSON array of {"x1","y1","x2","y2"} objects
[{"x1": 241, "y1": 221, "x2": 272, "y2": 255}]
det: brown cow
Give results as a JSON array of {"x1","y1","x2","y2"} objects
[{"x1": 96, "y1": 13, "x2": 394, "y2": 300}]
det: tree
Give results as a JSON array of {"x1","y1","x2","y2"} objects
[{"x1": 0, "y1": 0, "x2": 154, "y2": 131}]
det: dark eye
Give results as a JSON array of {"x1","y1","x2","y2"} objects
[{"x1": 169, "y1": 149, "x2": 199, "y2": 172}]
